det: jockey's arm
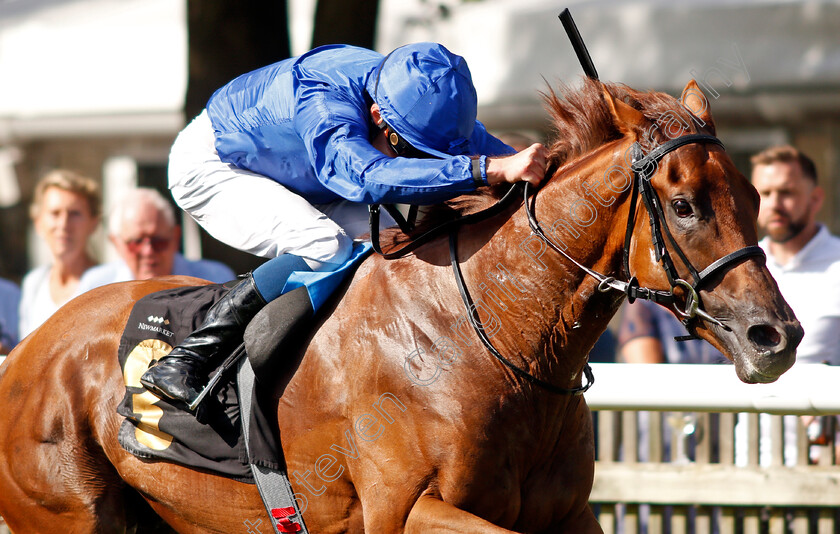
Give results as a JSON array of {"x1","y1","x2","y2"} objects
[
  {"x1": 485, "y1": 143, "x2": 548, "y2": 187},
  {"x1": 296, "y1": 94, "x2": 478, "y2": 204},
  {"x1": 296, "y1": 86, "x2": 547, "y2": 203}
]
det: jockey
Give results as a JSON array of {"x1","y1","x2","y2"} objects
[{"x1": 140, "y1": 42, "x2": 548, "y2": 408}]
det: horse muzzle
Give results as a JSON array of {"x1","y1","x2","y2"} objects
[{"x1": 730, "y1": 318, "x2": 803, "y2": 383}]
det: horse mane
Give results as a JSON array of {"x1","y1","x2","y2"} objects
[
  {"x1": 375, "y1": 77, "x2": 699, "y2": 249},
  {"x1": 543, "y1": 77, "x2": 699, "y2": 165}
]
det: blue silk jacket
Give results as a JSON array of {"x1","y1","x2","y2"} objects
[{"x1": 205, "y1": 44, "x2": 514, "y2": 205}]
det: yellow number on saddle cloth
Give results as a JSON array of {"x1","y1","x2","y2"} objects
[{"x1": 122, "y1": 339, "x2": 175, "y2": 451}]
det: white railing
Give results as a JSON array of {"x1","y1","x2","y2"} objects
[
  {"x1": 586, "y1": 364, "x2": 840, "y2": 534},
  {"x1": 586, "y1": 363, "x2": 840, "y2": 415}
]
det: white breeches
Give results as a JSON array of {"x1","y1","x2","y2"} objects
[{"x1": 168, "y1": 111, "x2": 393, "y2": 270}]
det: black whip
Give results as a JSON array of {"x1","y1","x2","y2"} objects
[{"x1": 559, "y1": 8, "x2": 599, "y2": 80}]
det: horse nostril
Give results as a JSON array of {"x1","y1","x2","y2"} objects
[{"x1": 748, "y1": 324, "x2": 782, "y2": 348}]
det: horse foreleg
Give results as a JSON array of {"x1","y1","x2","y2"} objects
[{"x1": 404, "y1": 495, "x2": 519, "y2": 533}]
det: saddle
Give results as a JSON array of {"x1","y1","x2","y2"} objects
[
  {"x1": 117, "y1": 282, "x2": 267, "y2": 480},
  {"x1": 116, "y1": 242, "x2": 372, "y2": 532}
]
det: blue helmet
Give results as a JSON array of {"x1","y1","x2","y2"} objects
[{"x1": 368, "y1": 42, "x2": 477, "y2": 159}]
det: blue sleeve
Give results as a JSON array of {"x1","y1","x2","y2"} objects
[
  {"x1": 294, "y1": 86, "x2": 512, "y2": 205},
  {"x1": 618, "y1": 300, "x2": 661, "y2": 347}
]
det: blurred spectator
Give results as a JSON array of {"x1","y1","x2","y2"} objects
[
  {"x1": 19, "y1": 170, "x2": 101, "y2": 338},
  {"x1": 619, "y1": 300, "x2": 728, "y2": 461},
  {"x1": 618, "y1": 300, "x2": 727, "y2": 533},
  {"x1": 619, "y1": 299, "x2": 728, "y2": 366},
  {"x1": 84, "y1": 188, "x2": 235, "y2": 284},
  {"x1": 589, "y1": 328, "x2": 617, "y2": 363},
  {"x1": 747, "y1": 145, "x2": 840, "y2": 465},
  {"x1": 752, "y1": 145, "x2": 840, "y2": 365},
  {"x1": 0, "y1": 277, "x2": 20, "y2": 354}
]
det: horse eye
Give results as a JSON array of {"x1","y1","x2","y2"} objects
[{"x1": 672, "y1": 199, "x2": 693, "y2": 218}]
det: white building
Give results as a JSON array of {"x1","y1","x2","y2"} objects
[{"x1": 1, "y1": 0, "x2": 839, "y2": 278}]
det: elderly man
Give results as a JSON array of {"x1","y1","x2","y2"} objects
[{"x1": 85, "y1": 188, "x2": 235, "y2": 285}]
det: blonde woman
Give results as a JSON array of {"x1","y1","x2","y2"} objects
[{"x1": 19, "y1": 170, "x2": 101, "y2": 338}]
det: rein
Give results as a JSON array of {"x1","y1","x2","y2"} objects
[
  {"x1": 449, "y1": 230, "x2": 595, "y2": 395},
  {"x1": 370, "y1": 186, "x2": 598, "y2": 395},
  {"x1": 368, "y1": 183, "x2": 523, "y2": 259},
  {"x1": 369, "y1": 133, "x2": 764, "y2": 394}
]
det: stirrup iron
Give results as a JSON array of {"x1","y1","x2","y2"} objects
[{"x1": 187, "y1": 343, "x2": 248, "y2": 411}]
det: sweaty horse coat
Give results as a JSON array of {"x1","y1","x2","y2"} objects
[{"x1": 0, "y1": 79, "x2": 801, "y2": 533}]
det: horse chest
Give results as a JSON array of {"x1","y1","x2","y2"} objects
[{"x1": 433, "y1": 396, "x2": 593, "y2": 522}]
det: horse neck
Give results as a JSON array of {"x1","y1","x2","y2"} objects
[{"x1": 463, "y1": 140, "x2": 633, "y2": 393}]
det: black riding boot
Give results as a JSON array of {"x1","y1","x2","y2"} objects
[{"x1": 140, "y1": 274, "x2": 267, "y2": 407}]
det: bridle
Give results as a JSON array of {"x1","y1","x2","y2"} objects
[
  {"x1": 628, "y1": 135, "x2": 767, "y2": 330},
  {"x1": 455, "y1": 134, "x2": 765, "y2": 394},
  {"x1": 371, "y1": 133, "x2": 765, "y2": 395},
  {"x1": 524, "y1": 133, "x2": 765, "y2": 339}
]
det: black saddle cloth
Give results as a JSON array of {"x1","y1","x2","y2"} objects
[{"x1": 116, "y1": 283, "x2": 272, "y2": 482}]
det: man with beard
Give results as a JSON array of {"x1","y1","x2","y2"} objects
[
  {"x1": 751, "y1": 145, "x2": 840, "y2": 366},
  {"x1": 749, "y1": 145, "x2": 840, "y2": 465}
]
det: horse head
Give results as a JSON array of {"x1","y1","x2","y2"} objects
[{"x1": 539, "y1": 78, "x2": 802, "y2": 384}]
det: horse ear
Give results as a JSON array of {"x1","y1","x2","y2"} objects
[
  {"x1": 601, "y1": 85, "x2": 646, "y2": 136},
  {"x1": 680, "y1": 80, "x2": 716, "y2": 135}
]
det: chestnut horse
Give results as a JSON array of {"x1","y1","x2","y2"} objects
[{"x1": 0, "y1": 79, "x2": 801, "y2": 533}]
